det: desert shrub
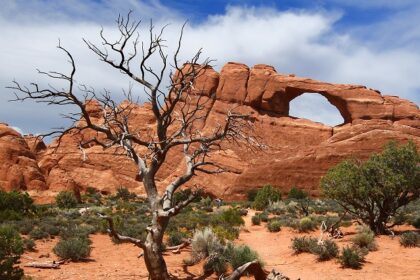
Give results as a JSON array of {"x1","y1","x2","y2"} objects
[
  {"x1": 298, "y1": 217, "x2": 317, "y2": 232},
  {"x1": 0, "y1": 191, "x2": 34, "y2": 222},
  {"x1": 321, "y1": 141, "x2": 420, "y2": 234},
  {"x1": 253, "y1": 185, "x2": 281, "y2": 211},
  {"x1": 114, "y1": 187, "x2": 136, "y2": 201},
  {"x1": 247, "y1": 189, "x2": 258, "y2": 202},
  {"x1": 191, "y1": 228, "x2": 221, "y2": 262},
  {"x1": 311, "y1": 240, "x2": 339, "y2": 261},
  {"x1": 40, "y1": 223, "x2": 61, "y2": 237},
  {"x1": 352, "y1": 226, "x2": 377, "y2": 251},
  {"x1": 212, "y1": 226, "x2": 239, "y2": 241},
  {"x1": 267, "y1": 220, "x2": 281, "y2": 232},
  {"x1": 203, "y1": 241, "x2": 230, "y2": 275},
  {"x1": 211, "y1": 208, "x2": 244, "y2": 228},
  {"x1": 291, "y1": 236, "x2": 318, "y2": 254},
  {"x1": 16, "y1": 219, "x2": 35, "y2": 235},
  {"x1": 258, "y1": 212, "x2": 269, "y2": 222},
  {"x1": 23, "y1": 238, "x2": 36, "y2": 252},
  {"x1": 0, "y1": 225, "x2": 24, "y2": 280},
  {"x1": 56, "y1": 191, "x2": 78, "y2": 209},
  {"x1": 339, "y1": 246, "x2": 367, "y2": 269},
  {"x1": 229, "y1": 245, "x2": 262, "y2": 269},
  {"x1": 251, "y1": 215, "x2": 261, "y2": 225},
  {"x1": 53, "y1": 237, "x2": 91, "y2": 261},
  {"x1": 411, "y1": 217, "x2": 420, "y2": 229},
  {"x1": 288, "y1": 187, "x2": 308, "y2": 200},
  {"x1": 399, "y1": 231, "x2": 420, "y2": 247},
  {"x1": 29, "y1": 227, "x2": 49, "y2": 240},
  {"x1": 167, "y1": 231, "x2": 188, "y2": 246},
  {"x1": 267, "y1": 200, "x2": 287, "y2": 215}
]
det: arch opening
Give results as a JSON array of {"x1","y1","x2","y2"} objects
[{"x1": 289, "y1": 93, "x2": 344, "y2": 127}]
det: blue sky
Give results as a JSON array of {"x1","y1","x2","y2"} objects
[{"x1": 0, "y1": 0, "x2": 419, "y2": 136}]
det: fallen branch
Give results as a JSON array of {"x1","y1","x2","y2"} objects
[
  {"x1": 165, "y1": 239, "x2": 191, "y2": 254},
  {"x1": 24, "y1": 261, "x2": 62, "y2": 269},
  {"x1": 221, "y1": 260, "x2": 267, "y2": 280}
]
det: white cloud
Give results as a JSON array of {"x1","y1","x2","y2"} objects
[{"x1": 0, "y1": 2, "x2": 419, "y2": 136}]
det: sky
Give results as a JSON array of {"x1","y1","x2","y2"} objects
[{"x1": 1, "y1": 0, "x2": 419, "y2": 137}]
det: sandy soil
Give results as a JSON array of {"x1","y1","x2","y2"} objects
[{"x1": 21, "y1": 210, "x2": 420, "y2": 280}]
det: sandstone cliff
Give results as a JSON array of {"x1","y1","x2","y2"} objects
[{"x1": 2, "y1": 62, "x2": 419, "y2": 201}]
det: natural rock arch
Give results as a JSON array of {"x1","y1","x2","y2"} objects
[{"x1": 287, "y1": 91, "x2": 347, "y2": 126}]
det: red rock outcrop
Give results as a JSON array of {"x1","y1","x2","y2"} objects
[
  {"x1": 2, "y1": 62, "x2": 420, "y2": 201},
  {"x1": 0, "y1": 123, "x2": 46, "y2": 192}
]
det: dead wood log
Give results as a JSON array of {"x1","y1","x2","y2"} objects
[{"x1": 24, "y1": 261, "x2": 61, "y2": 269}]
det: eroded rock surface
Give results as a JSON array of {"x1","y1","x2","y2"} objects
[{"x1": 2, "y1": 62, "x2": 420, "y2": 200}]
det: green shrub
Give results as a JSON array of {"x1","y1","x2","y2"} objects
[
  {"x1": 167, "y1": 231, "x2": 188, "y2": 246},
  {"x1": 23, "y1": 238, "x2": 36, "y2": 252},
  {"x1": 29, "y1": 227, "x2": 49, "y2": 240},
  {"x1": 339, "y1": 246, "x2": 367, "y2": 269},
  {"x1": 53, "y1": 237, "x2": 91, "y2": 261},
  {"x1": 267, "y1": 220, "x2": 281, "y2": 232},
  {"x1": 321, "y1": 141, "x2": 420, "y2": 234},
  {"x1": 352, "y1": 226, "x2": 377, "y2": 251},
  {"x1": 399, "y1": 231, "x2": 420, "y2": 247},
  {"x1": 56, "y1": 191, "x2": 78, "y2": 209},
  {"x1": 203, "y1": 242, "x2": 230, "y2": 275},
  {"x1": 0, "y1": 191, "x2": 34, "y2": 222},
  {"x1": 0, "y1": 225, "x2": 24, "y2": 280},
  {"x1": 251, "y1": 215, "x2": 261, "y2": 225},
  {"x1": 191, "y1": 228, "x2": 221, "y2": 262},
  {"x1": 115, "y1": 187, "x2": 136, "y2": 201},
  {"x1": 229, "y1": 245, "x2": 262, "y2": 270},
  {"x1": 258, "y1": 212, "x2": 269, "y2": 222},
  {"x1": 253, "y1": 185, "x2": 281, "y2": 211},
  {"x1": 247, "y1": 189, "x2": 258, "y2": 202},
  {"x1": 291, "y1": 236, "x2": 318, "y2": 254},
  {"x1": 212, "y1": 226, "x2": 239, "y2": 241},
  {"x1": 411, "y1": 217, "x2": 420, "y2": 229},
  {"x1": 16, "y1": 219, "x2": 35, "y2": 235},
  {"x1": 212, "y1": 208, "x2": 244, "y2": 228},
  {"x1": 311, "y1": 240, "x2": 339, "y2": 261},
  {"x1": 288, "y1": 187, "x2": 308, "y2": 200},
  {"x1": 298, "y1": 217, "x2": 317, "y2": 232}
]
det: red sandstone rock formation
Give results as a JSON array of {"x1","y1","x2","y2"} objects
[
  {"x1": 2, "y1": 63, "x2": 420, "y2": 200},
  {"x1": 0, "y1": 123, "x2": 46, "y2": 192}
]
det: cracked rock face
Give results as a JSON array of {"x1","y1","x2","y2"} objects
[{"x1": 1, "y1": 62, "x2": 419, "y2": 201}]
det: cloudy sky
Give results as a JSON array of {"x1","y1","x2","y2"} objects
[{"x1": 1, "y1": 0, "x2": 419, "y2": 137}]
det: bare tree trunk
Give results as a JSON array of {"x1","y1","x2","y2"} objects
[{"x1": 143, "y1": 232, "x2": 170, "y2": 280}]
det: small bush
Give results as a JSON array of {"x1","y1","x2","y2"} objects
[
  {"x1": 23, "y1": 238, "x2": 36, "y2": 252},
  {"x1": 212, "y1": 208, "x2": 244, "y2": 228},
  {"x1": 399, "y1": 231, "x2": 420, "y2": 247},
  {"x1": 311, "y1": 240, "x2": 339, "y2": 261},
  {"x1": 212, "y1": 226, "x2": 239, "y2": 241},
  {"x1": 115, "y1": 187, "x2": 136, "y2": 201},
  {"x1": 258, "y1": 212, "x2": 269, "y2": 222},
  {"x1": 191, "y1": 228, "x2": 221, "y2": 262},
  {"x1": 53, "y1": 237, "x2": 91, "y2": 261},
  {"x1": 411, "y1": 217, "x2": 420, "y2": 229},
  {"x1": 167, "y1": 231, "x2": 188, "y2": 246},
  {"x1": 16, "y1": 219, "x2": 35, "y2": 235},
  {"x1": 288, "y1": 187, "x2": 308, "y2": 200},
  {"x1": 291, "y1": 236, "x2": 317, "y2": 254},
  {"x1": 29, "y1": 227, "x2": 49, "y2": 240},
  {"x1": 253, "y1": 185, "x2": 281, "y2": 211},
  {"x1": 0, "y1": 225, "x2": 24, "y2": 280},
  {"x1": 352, "y1": 226, "x2": 377, "y2": 251},
  {"x1": 56, "y1": 191, "x2": 78, "y2": 209},
  {"x1": 267, "y1": 220, "x2": 282, "y2": 232},
  {"x1": 247, "y1": 189, "x2": 258, "y2": 202},
  {"x1": 229, "y1": 245, "x2": 262, "y2": 270},
  {"x1": 298, "y1": 217, "x2": 317, "y2": 232},
  {"x1": 339, "y1": 246, "x2": 366, "y2": 269},
  {"x1": 251, "y1": 215, "x2": 261, "y2": 225}
]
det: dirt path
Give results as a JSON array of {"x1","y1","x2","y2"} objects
[
  {"x1": 21, "y1": 210, "x2": 419, "y2": 279},
  {"x1": 238, "y1": 210, "x2": 420, "y2": 280}
]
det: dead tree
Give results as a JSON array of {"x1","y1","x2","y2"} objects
[{"x1": 9, "y1": 12, "x2": 258, "y2": 280}]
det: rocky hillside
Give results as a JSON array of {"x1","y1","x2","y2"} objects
[{"x1": 1, "y1": 62, "x2": 419, "y2": 201}]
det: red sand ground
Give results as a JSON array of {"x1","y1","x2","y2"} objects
[{"x1": 21, "y1": 210, "x2": 420, "y2": 279}]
